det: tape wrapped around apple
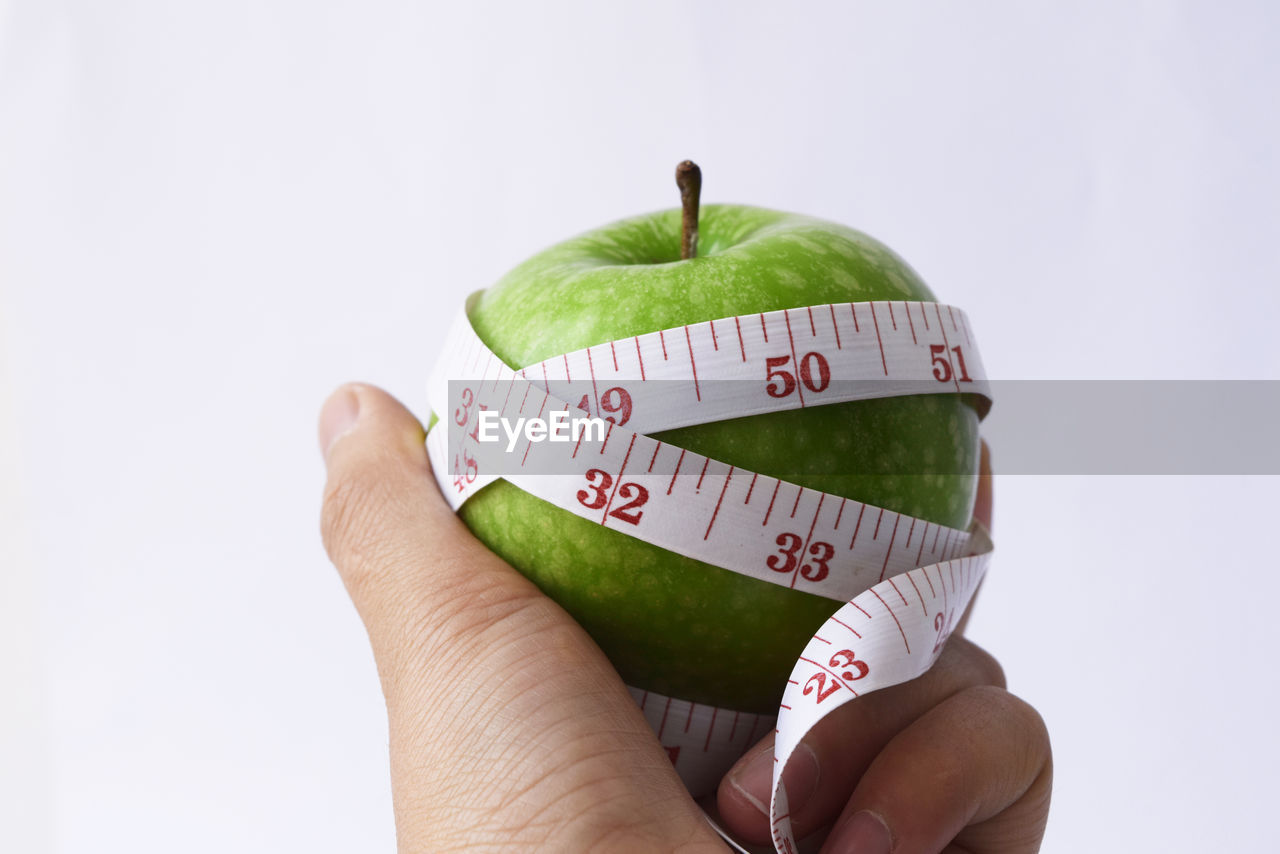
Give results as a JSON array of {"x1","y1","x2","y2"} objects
[{"x1": 453, "y1": 164, "x2": 979, "y2": 713}]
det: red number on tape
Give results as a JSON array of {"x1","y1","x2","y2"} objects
[
  {"x1": 803, "y1": 672, "x2": 841, "y2": 704},
  {"x1": 799, "y1": 352, "x2": 831, "y2": 393},
  {"x1": 600, "y1": 387, "x2": 633, "y2": 426},
  {"x1": 801, "y1": 541, "x2": 835, "y2": 582},
  {"x1": 577, "y1": 468, "x2": 612, "y2": 509},
  {"x1": 609, "y1": 482, "x2": 649, "y2": 525},
  {"x1": 454, "y1": 387, "x2": 474, "y2": 426},
  {"x1": 828, "y1": 648, "x2": 869, "y2": 681},
  {"x1": 766, "y1": 353, "x2": 832, "y2": 398},
  {"x1": 932, "y1": 610, "x2": 957, "y2": 654},
  {"x1": 767, "y1": 532, "x2": 803, "y2": 573},
  {"x1": 452, "y1": 451, "x2": 477, "y2": 493},
  {"x1": 467, "y1": 404, "x2": 489, "y2": 442},
  {"x1": 769, "y1": 535, "x2": 834, "y2": 581},
  {"x1": 577, "y1": 469, "x2": 650, "y2": 525},
  {"x1": 951, "y1": 345, "x2": 974, "y2": 382},
  {"x1": 765, "y1": 356, "x2": 796, "y2": 398},
  {"x1": 929, "y1": 345, "x2": 952, "y2": 383},
  {"x1": 576, "y1": 387, "x2": 634, "y2": 426},
  {"x1": 930, "y1": 345, "x2": 974, "y2": 384}
]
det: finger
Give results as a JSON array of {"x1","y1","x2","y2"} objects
[
  {"x1": 718, "y1": 440, "x2": 998, "y2": 844},
  {"x1": 819, "y1": 685, "x2": 1052, "y2": 854},
  {"x1": 718, "y1": 635, "x2": 1007, "y2": 844},
  {"x1": 319, "y1": 384, "x2": 726, "y2": 849},
  {"x1": 318, "y1": 383, "x2": 545, "y2": 680}
]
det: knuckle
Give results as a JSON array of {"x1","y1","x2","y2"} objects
[
  {"x1": 384, "y1": 584, "x2": 558, "y2": 713},
  {"x1": 961, "y1": 685, "x2": 1052, "y2": 762},
  {"x1": 423, "y1": 564, "x2": 547, "y2": 646},
  {"x1": 938, "y1": 687, "x2": 1053, "y2": 834},
  {"x1": 986, "y1": 688, "x2": 1054, "y2": 803},
  {"x1": 1002, "y1": 690, "x2": 1052, "y2": 754},
  {"x1": 938, "y1": 636, "x2": 1007, "y2": 690},
  {"x1": 962, "y1": 639, "x2": 1007, "y2": 689}
]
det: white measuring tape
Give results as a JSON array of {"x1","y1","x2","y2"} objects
[{"x1": 426, "y1": 292, "x2": 993, "y2": 854}]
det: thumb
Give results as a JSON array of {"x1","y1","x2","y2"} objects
[
  {"x1": 317, "y1": 383, "x2": 544, "y2": 687},
  {"x1": 317, "y1": 384, "x2": 726, "y2": 850}
]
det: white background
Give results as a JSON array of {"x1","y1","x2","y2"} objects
[{"x1": 2, "y1": 2, "x2": 1278, "y2": 851}]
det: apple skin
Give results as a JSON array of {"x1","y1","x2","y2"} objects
[{"x1": 459, "y1": 204, "x2": 979, "y2": 712}]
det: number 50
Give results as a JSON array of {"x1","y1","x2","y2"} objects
[{"x1": 766, "y1": 352, "x2": 831, "y2": 398}]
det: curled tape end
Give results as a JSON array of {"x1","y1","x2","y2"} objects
[{"x1": 766, "y1": 538, "x2": 992, "y2": 853}]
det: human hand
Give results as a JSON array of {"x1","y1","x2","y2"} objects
[
  {"x1": 319, "y1": 383, "x2": 1051, "y2": 852},
  {"x1": 714, "y1": 442, "x2": 1053, "y2": 853},
  {"x1": 319, "y1": 383, "x2": 725, "y2": 851}
]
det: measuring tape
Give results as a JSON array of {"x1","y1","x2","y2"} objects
[{"x1": 426, "y1": 292, "x2": 993, "y2": 854}]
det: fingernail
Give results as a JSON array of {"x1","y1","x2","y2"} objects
[
  {"x1": 319, "y1": 386, "x2": 361, "y2": 461},
  {"x1": 729, "y1": 742, "x2": 819, "y2": 819},
  {"x1": 824, "y1": 809, "x2": 891, "y2": 854}
]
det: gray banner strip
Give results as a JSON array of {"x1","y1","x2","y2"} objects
[
  {"x1": 448, "y1": 380, "x2": 1280, "y2": 475},
  {"x1": 982, "y1": 380, "x2": 1280, "y2": 474}
]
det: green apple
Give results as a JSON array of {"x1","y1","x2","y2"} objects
[{"x1": 459, "y1": 203, "x2": 980, "y2": 713}]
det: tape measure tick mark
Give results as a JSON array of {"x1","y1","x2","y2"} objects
[
  {"x1": 870, "y1": 303, "x2": 888, "y2": 375},
  {"x1": 886, "y1": 577, "x2": 908, "y2": 608},
  {"x1": 586, "y1": 347, "x2": 600, "y2": 414},
  {"x1": 878, "y1": 516, "x2": 900, "y2": 581},
  {"x1": 634, "y1": 337, "x2": 647, "y2": 380},
  {"x1": 848, "y1": 504, "x2": 866, "y2": 550},
  {"x1": 763, "y1": 480, "x2": 782, "y2": 525},
  {"x1": 782, "y1": 310, "x2": 808, "y2": 408},
  {"x1": 703, "y1": 466, "x2": 734, "y2": 540},
  {"x1": 829, "y1": 615, "x2": 861, "y2": 638},
  {"x1": 703, "y1": 709, "x2": 719, "y2": 750},
  {"x1": 870, "y1": 588, "x2": 911, "y2": 653},
  {"x1": 667, "y1": 449, "x2": 686, "y2": 495},
  {"x1": 684, "y1": 325, "x2": 701, "y2": 400}
]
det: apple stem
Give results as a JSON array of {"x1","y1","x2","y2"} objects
[{"x1": 676, "y1": 160, "x2": 701, "y2": 260}]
